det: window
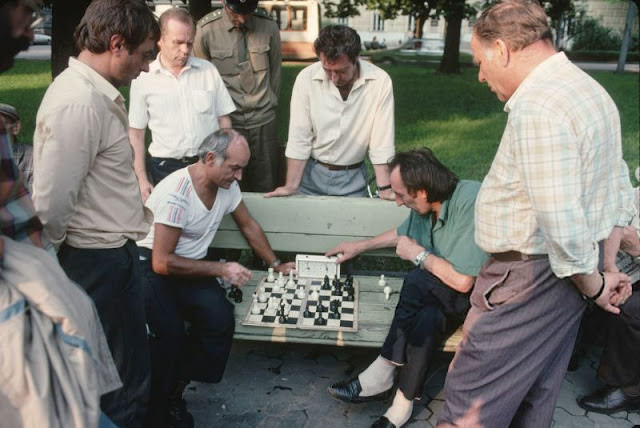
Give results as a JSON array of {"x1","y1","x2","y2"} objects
[
  {"x1": 373, "y1": 13, "x2": 384, "y2": 31},
  {"x1": 269, "y1": 4, "x2": 308, "y2": 31},
  {"x1": 337, "y1": 17, "x2": 349, "y2": 25},
  {"x1": 430, "y1": 18, "x2": 439, "y2": 27}
]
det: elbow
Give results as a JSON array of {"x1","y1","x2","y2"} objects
[
  {"x1": 151, "y1": 254, "x2": 170, "y2": 276},
  {"x1": 458, "y1": 276, "x2": 475, "y2": 293}
]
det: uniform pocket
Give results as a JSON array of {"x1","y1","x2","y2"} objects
[
  {"x1": 210, "y1": 50, "x2": 237, "y2": 75},
  {"x1": 249, "y1": 44, "x2": 270, "y2": 71}
]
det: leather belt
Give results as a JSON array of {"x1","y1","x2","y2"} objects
[
  {"x1": 491, "y1": 251, "x2": 547, "y2": 262},
  {"x1": 312, "y1": 158, "x2": 363, "y2": 171},
  {"x1": 155, "y1": 155, "x2": 200, "y2": 164}
]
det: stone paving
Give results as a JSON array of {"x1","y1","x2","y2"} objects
[{"x1": 184, "y1": 340, "x2": 639, "y2": 427}]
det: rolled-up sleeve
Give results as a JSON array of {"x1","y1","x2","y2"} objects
[
  {"x1": 128, "y1": 78, "x2": 149, "y2": 130},
  {"x1": 368, "y1": 74, "x2": 395, "y2": 165},
  {"x1": 285, "y1": 70, "x2": 314, "y2": 160}
]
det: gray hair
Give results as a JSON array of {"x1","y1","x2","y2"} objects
[{"x1": 197, "y1": 128, "x2": 239, "y2": 163}]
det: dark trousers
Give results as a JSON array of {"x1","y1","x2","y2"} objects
[
  {"x1": 150, "y1": 157, "x2": 197, "y2": 185},
  {"x1": 236, "y1": 119, "x2": 281, "y2": 192},
  {"x1": 380, "y1": 269, "x2": 469, "y2": 399},
  {"x1": 598, "y1": 282, "x2": 640, "y2": 392},
  {"x1": 58, "y1": 241, "x2": 150, "y2": 428},
  {"x1": 139, "y1": 256, "x2": 235, "y2": 427}
]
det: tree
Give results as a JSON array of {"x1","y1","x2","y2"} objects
[
  {"x1": 46, "y1": 0, "x2": 91, "y2": 78},
  {"x1": 322, "y1": 0, "x2": 476, "y2": 73}
]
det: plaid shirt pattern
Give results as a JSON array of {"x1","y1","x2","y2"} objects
[{"x1": 475, "y1": 53, "x2": 632, "y2": 278}]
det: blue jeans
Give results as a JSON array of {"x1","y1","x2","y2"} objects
[{"x1": 58, "y1": 241, "x2": 150, "y2": 428}]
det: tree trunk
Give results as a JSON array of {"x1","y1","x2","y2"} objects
[
  {"x1": 616, "y1": 0, "x2": 638, "y2": 74},
  {"x1": 189, "y1": 0, "x2": 212, "y2": 21},
  {"x1": 51, "y1": 0, "x2": 91, "y2": 78},
  {"x1": 438, "y1": 14, "x2": 462, "y2": 73}
]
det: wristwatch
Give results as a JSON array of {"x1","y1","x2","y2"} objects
[{"x1": 413, "y1": 250, "x2": 430, "y2": 270}]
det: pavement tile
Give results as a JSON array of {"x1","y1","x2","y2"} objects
[
  {"x1": 553, "y1": 407, "x2": 596, "y2": 427},
  {"x1": 587, "y1": 411, "x2": 634, "y2": 427}
]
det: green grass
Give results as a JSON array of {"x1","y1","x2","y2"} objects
[{"x1": 2, "y1": 59, "x2": 638, "y2": 185}]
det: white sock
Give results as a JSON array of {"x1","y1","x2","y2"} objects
[
  {"x1": 383, "y1": 389, "x2": 413, "y2": 427},
  {"x1": 358, "y1": 355, "x2": 395, "y2": 396}
]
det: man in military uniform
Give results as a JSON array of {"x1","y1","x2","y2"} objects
[{"x1": 194, "y1": 0, "x2": 282, "y2": 193}]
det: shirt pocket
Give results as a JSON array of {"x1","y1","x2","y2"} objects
[
  {"x1": 249, "y1": 44, "x2": 270, "y2": 72},
  {"x1": 192, "y1": 90, "x2": 215, "y2": 114},
  {"x1": 210, "y1": 50, "x2": 237, "y2": 75}
]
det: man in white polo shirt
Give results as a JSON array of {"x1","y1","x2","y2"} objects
[
  {"x1": 129, "y1": 7, "x2": 235, "y2": 201},
  {"x1": 265, "y1": 25, "x2": 395, "y2": 200}
]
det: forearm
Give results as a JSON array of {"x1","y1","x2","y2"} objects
[
  {"x1": 128, "y1": 128, "x2": 150, "y2": 182},
  {"x1": 372, "y1": 163, "x2": 391, "y2": 187},
  {"x1": 241, "y1": 220, "x2": 278, "y2": 266},
  {"x1": 356, "y1": 229, "x2": 399, "y2": 254},
  {"x1": 283, "y1": 158, "x2": 307, "y2": 189},
  {"x1": 424, "y1": 254, "x2": 474, "y2": 293},
  {"x1": 603, "y1": 226, "x2": 624, "y2": 272},
  {"x1": 153, "y1": 252, "x2": 224, "y2": 278},
  {"x1": 218, "y1": 115, "x2": 231, "y2": 130}
]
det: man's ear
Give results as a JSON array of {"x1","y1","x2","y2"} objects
[
  {"x1": 415, "y1": 189, "x2": 428, "y2": 201},
  {"x1": 109, "y1": 34, "x2": 126, "y2": 55},
  {"x1": 494, "y1": 38, "x2": 510, "y2": 67},
  {"x1": 205, "y1": 151, "x2": 216, "y2": 164}
]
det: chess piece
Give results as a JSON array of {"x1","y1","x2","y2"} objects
[
  {"x1": 322, "y1": 275, "x2": 330, "y2": 290},
  {"x1": 303, "y1": 307, "x2": 312, "y2": 318},
  {"x1": 384, "y1": 285, "x2": 392, "y2": 301},
  {"x1": 277, "y1": 271, "x2": 285, "y2": 286},
  {"x1": 378, "y1": 274, "x2": 386, "y2": 287},
  {"x1": 316, "y1": 301, "x2": 324, "y2": 313},
  {"x1": 258, "y1": 291, "x2": 268, "y2": 303},
  {"x1": 272, "y1": 281, "x2": 281, "y2": 293},
  {"x1": 228, "y1": 285, "x2": 243, "y2": 303},
  {"x1": 267, "y1": 267, "x2": 275, "y2": 282},
  {"x1": 329, "y1": 299, "x2": 340, "y2": 312},
  {"x1": 314, "y1": 311, "x2": 327, "y2": 326},
  {"x1": 296, "y1": 287, "x2": 306, "y2": 299},
  {"x1": 329, "y1": 305, "x2": 340, "y2": 319},
  {"x1": 309, "y1": 289, "x2": 319, "y2": 301},
  {"x1": 251, "y1": 294, "x2": 261, "y2": 315},
  {"x1": 287, "y1": 271, "x2": 295, "y2": 287}
]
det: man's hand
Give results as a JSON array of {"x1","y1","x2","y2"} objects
[
  {"x1": 395, "y1": 236, "x2": 423, "y2": 263},
  {"x1": 221, "y1": 262, "x2": 252, "y2": 287},
  {"x1": 264, "y1": 185, "x2": 298, "y2": 198},
  {"x1": 138, "y1": 178, "x2": 154, "y2": 203},
  {"x1": 594, "y1": 271, "x2": 633, "y2": 314},
  {"x1": 274, "y1": 261, "x2": 296, "y2": 274},
  {"x1": 326, "y1": 242, "x2": 361, "y2": 263},
  {"x1": 377, "y1": 188, "x2": 395, "y2": 201}
]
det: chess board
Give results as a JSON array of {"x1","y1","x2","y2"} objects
[{"x1": 242, "y1": 275, "x2": 359, "y2": 332}]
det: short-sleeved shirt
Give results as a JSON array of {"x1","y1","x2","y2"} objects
[
  {"x1": 285, "y1": 59, "x2": 395, "y2": 166},
  {"x1": 138, "y1": 167, "x2": 242, "y2": 260},
  {"x1": 129, "y1": 56, "x2": 236, "y2": 159},
  {"x1": 397, "y1": 180, "x2": 487, "y2": 276},
  {"x1": 194, "y1": 9, "x2": 282, "y2": 128}
]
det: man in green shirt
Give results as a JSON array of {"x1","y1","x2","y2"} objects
[{"x1": 326, "y1": 149, "x2": 487, "y2": 428}]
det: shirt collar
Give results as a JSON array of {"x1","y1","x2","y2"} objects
[
  {"x1": 150, "y1": 54, "x2": 201, "y2": 75},
  {"x1": 311, "y1": 58, "x2": 379, "y2": 86},
  {"x1": 504, "y1": 51, "x2": 566, "y2": 113},
  {"x1": 222, "y1": 8, "x2": 254, "y2": 32},
  {"x1": 67, "y1": 57, "x2": 123, "y2": 105}
]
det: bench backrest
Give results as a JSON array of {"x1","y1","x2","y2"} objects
[{"x1": 210, "y1": 192, "x2": 410, "y2": 255}]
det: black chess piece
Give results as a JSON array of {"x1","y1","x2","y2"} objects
[
  {"x1": 228, "y1": 285, "x2": 243, "y2": 303},
  {"x1": 316, "y1": 302, "x2": 324, "y2": 313},
  {"x1": 329, "y1": 299, "x2": 340, "y2": 312},
  {"x1": 303, "y1": 307, "x2": 312, "y2": 318},
  {"x1": 322, "y1": 276, "x2": 331, "y2": 290},
  {"x1": 314, "y1": 312, "x2": 327, "y2": 325}
]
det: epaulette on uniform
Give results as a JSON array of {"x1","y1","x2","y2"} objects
[
  {"x1": 198, "y1": 9, "x2": 224, "y2": 27},
  {"x1": 253, "y1": 8, "x2": 273, "y2": 20}
]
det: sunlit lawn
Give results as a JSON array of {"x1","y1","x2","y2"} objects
[{"x1": 1, "y1": 59, "x2": 638, "y2": 184}]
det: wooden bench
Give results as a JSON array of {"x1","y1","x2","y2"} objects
[
  {"x1": 211, "y1": 192, "x2": 464, "y2": 351},
  {"x1": 211, "y1": 192, "x2": 639, "y2": 352}
]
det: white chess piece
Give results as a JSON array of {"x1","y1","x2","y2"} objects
[
  {"x1": 384, "y1": 285, "x2": 392, "y2": 301},
  {"x1": 378, "y1": 274, "x2": 386, "y2": 287},
  {"x1": 287, "y1": 271, "x2": 295, "y2": 287},
  {"x1": 277, "y1": 271, "x2": 284, "y2": 286},
  {"x1": 296, "y1": 287, "x2": 306, "y2": 299},
  {"x1": 272, "y1": 281, "x2": 281, "y2": 293},
  {"x1": 267, "y1": 267, "x2": 275, "y2": 282},
  {"x1": 258, "y1": 291, "x2": 268, "y2": 303},
  {"x1": 251, "y1": 294, "x2": 261, "y2": 314},
  {"x1": 310, "y1": 289, "x2": 319, "y2": 301}
]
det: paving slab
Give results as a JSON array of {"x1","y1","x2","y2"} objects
[{"x1": 184, "y1": 340, "x2": 640, "y2": 427}]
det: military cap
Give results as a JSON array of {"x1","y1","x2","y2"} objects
[
  {"x1": 225, "y1": 0, "x2": 258, "y2": 15},
  {"x1": 0, "y1": 103, "x2": 19, "y2": 122}
]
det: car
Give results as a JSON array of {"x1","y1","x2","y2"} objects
[
  {"x1": 369, "y1": 38, "x2": 444, "y2": 65},
  {"x1": 32, "y1": 33, "x2": 51, "y2": 45}
]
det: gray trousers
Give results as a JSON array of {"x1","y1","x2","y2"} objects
[
  {"x1": 299, "y1": 159, "x2": 367, "y2": 197},
  {"x1": 438, "y1": 256, "x2": 586, "y2": 428},
  {"x1": 236, "y1": 119, "x2": 281, "y2": 193}
]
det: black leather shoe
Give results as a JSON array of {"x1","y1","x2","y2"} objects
[
  {"x1": 327, "y1": 378, "x2": 392, "y2": 404},
  {"x1": 168, "y1": 397, "x2": 194, "y2": 428},
  {"x1": 371, "y1": 416, "x2": 396, "y2": 428},
  {"x1": 578, "y1": 386, "x2": 640, "y2": 414}
]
